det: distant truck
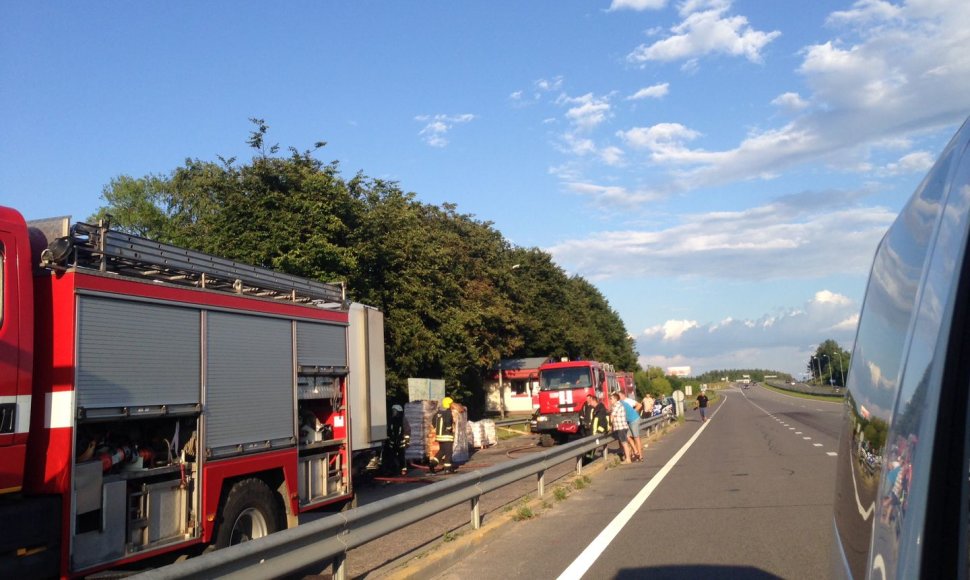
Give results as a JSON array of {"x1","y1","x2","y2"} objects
[
  {"x1": 832, "y1": 116, "x2": 970, "y2": 578},
  {"x1": 0, "y1": 208, "x2": 387, "y2": 577}
]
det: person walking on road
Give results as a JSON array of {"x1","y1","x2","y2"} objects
[
  {"x1": 619, "y1": 391, "x2": 644, "y2": 461},
  {"x1": 610, "y1": 392, "x2": 633, "y2": 464},
  {"x1": 696, "y1": 392, "x2": 710, "y2": 422}
]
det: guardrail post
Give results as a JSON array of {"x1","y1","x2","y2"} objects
[
  {"x1": 333, "y1": 553, "x2": 347, "y2": 580},
  {"x1": 537, "y1": 470, "x2": 545, "y2": 497},
  {"x1": 471, "y1": 495, "x2": 481, "y2": 530}
]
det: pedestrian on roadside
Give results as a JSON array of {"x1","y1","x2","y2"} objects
[
  {"x1": 619, "y1": 391, "x2": 644, "y2": 461},
  {"x1": 696, "y1": 392, "x2": 710, "y2": 422},
  {"x1": 610, "y1": 392, "x2": 633, "y2": 464},
  {"x1": 643, "y1": 393, "x2": 656, "y2": 417}
]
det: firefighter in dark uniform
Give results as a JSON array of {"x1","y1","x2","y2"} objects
[
  {"x1": 387, "y1": 404, "x2": 408, "y2": 475},
  {"x1": 579, "y1": 393, "x2": 609, "y2": 461},
  {"x1": 579, "y1": 393, "x2": 609, "y2": 437},
  {"x1": 430, "y1": 397, "x2": 455, "y2": 473}
]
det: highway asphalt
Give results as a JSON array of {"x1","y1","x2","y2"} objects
[{"x1": 430, "y1": 385, "x2": 844, "y2": 579}]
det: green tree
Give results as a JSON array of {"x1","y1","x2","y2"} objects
[
  {"x1": 91, "y1": 119, "x2": 640, "y2": 415},
  {"x1": 808, "y1": 340, "x2": 851, "y2": 387}
]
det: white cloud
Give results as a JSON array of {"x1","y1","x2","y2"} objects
[
  {"x1": 627, "y1": 83, "x2": 670, "y2": 100},
  {"x1": 546, "y1": 190, "x2": 895, "y2": 280},
  {"x1": 415, "y1": 113, "x2": 475, "y2": 147},
  {"x1": 559, "y1": 93, "x2": 613, "y2": 132},
  {"x1": 617, "y1": 123, "x2": 702, "y2": 163},
  {"x1": 644, "y1": 319, "x2": 699, "y2": 340},
  {"x1": 565, "y1": 181, "x2": 661, "y2": 205},
  {"x1": 827, "y1": 0, "x2": 902, "y2": 26},
  {"x1": 609, "y1": 0, "x2": 668, "y2": 11},
  {"x1": 830, "y1": 313, "x2": 860, "y2": 332},
  {"x1": 535, "y1": 76, "x2": 564, "y2": 93},
  {"x1": 627, "y1": 1, "x2": 781, "y2": 65},
  {"x1": 605, "y1": 1, "x2": 968, "y2": 196},
  {"x1": 636, "y1": 289, "x2": 860, "y2": 375},
  {"x1": 559, "y1": 133, "x2": 598, "y2": 156},
  {"x1": 880, "y1": 151, "x2": 935, "y2": 175},
  {"x1": 771, "y1": 92, "x2": 809, "y2": 112},
  {"x1": 600, "y1": 146, "x2": 626, "y2": 166},
  {"x1": 813, "y1": 290, "x2": 852, "y2": 306}
]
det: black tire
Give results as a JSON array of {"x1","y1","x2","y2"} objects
[
  {"x1": 214, "y1": 478, "x2": 283, "y2": 549},
  {"x1": 539, "y1": 433, "x2": 555, "y2": 447}
]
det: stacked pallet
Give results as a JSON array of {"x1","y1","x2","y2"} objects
[
  {"x1": 451, "y1": 405, "x2": 469, "y2": 464},
  {"x1": 403, "y1": 400, "x2": 438, "y2": 461}
]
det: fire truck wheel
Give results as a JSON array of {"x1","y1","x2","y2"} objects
[
  {"x1": 539, "y1": 434, "x2": 555, "y2": 447},
  {"x1": 215, "y1": 478, "x2": 283, "y2": 549}
]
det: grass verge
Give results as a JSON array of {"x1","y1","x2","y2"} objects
[{"x1": 760, "y1": 382, "x2": 844, "y2": 402}]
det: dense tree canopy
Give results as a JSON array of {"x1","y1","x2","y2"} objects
[{"x1": 92, "y1": 121, "x2": 640, "y2": 413}]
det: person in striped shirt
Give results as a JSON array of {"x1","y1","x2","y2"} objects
[{"x1": 610, "y1": 392, "x2": 633, "y2": 464}]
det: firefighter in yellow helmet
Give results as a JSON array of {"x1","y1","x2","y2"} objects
[{"x1": 430, "y1": 397, "x2": 455, "y2": 473}]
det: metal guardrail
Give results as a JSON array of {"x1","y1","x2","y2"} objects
[{"x1": 135, "y1": 414, "x2": 674, "y2": 580}]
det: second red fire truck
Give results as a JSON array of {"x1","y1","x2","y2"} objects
[
  {"x1": 0, "y1": 207, "x2": 387, "y2": 577},
  {"x1": 533, "y1": 359, "x2": 633, "y2": 446}
]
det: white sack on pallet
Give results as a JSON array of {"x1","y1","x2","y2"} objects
[
  {"x1": 468, "y1": 420, "x2": 486, "y2": 449},
  {"x1": 481, "y1": 419, "x2": 497, "y2": 447}
]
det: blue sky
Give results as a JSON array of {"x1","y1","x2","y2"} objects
[{"x1": 2, "y1": 1, "x2": 968, "y2": 376}]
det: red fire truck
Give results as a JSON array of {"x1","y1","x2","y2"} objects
[
  {"x1": 533, "y1": 359, "x2": 631, "y2": 446},
  {"x1": 0, "y1": 207, "x2": 387, "y2": 577}
]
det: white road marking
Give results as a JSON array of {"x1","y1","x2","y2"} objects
[
  {"x1": 795, "y1": 431, "x2": 803, "y2": 434},
  {"x1": 848, "y1": 451, "x2": 875, "y2": 520},
  {"x1": 557, "y1": 393, "x2": 725, "y2": 580},
  {"x1": 814, "y1": 444, "x2": 824, "y2": 447},
  {"x1": 803, "y1": 437, "x2": 812, "y2": 440},
  {"x1": 827, "y1": 451, "x2": 838, "y2": 457}
]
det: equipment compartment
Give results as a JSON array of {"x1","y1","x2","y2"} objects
[{"x1": 72, "y1": 415, "x2": 200, "y2": 568}]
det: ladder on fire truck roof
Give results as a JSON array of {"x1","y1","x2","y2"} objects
[{"x1": 42, "y1": 219, "x2": 346, "y2": 306}]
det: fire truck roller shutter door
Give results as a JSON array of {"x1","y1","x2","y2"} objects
[
  {"x1": 296, "y1": 321, "x2": 347, "y2": 368},
  {"x1": 205, "y1": 312, "x2": 294, "y2": 456},
  {"x1": 76, "y1": 296, "x2": 201, "y2": 409}
]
